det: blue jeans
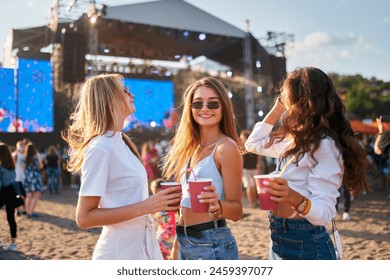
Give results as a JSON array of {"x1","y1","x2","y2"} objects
[
  {"x1": 46, "y1": 167, "x2": 59, "y2": 194},
  {"x1": 177, "y1": 226, "x2": 239, "y2": 260},
  {"x1": 269, "y1": 213, "x2": 336, "y2": 260}
]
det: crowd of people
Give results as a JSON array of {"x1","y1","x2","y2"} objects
[{"x1": 1, "y1": 68, "x2": 389, "y2": 260}]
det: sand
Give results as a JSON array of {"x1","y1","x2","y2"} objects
[{"x1": 0, "y1": 184, "x2": 389, "y2": 260}]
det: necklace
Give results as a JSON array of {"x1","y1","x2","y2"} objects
[{"x1": 198, "y1": 136, "x2": 223, "y2": 150}]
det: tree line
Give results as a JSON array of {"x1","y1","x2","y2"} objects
[{"x1": 329, "y1": 73, "x2": 390, "y2": 119}]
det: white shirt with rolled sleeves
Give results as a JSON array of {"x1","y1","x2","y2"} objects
[
  {"x1": 79, "y1": 131, "x2": 162, "y2": 260},
  {"x1": 245, "y1": 122, "x2": 343, "y2": 226}
]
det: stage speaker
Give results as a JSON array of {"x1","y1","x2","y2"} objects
[{"x1": 62, "y1": 32, "x2": 87, "y2": 83}]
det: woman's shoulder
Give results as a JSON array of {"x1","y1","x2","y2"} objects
[
  {"x1": 218, "y1": 137, "x2": 239, "y2": 148},
  {"x1": 314, "y1": 136, "x2": 341, "y2": 158},
  {"x1": 320, "y1": 136, "x2": 338, "y2": 149},
  {"x1": 215, "y1": 137, "x2": 241, "y2": 156},
  {"x1": 0, "y1": 164, "x2": 16, "y2": 174},
  {"x1": 88, "y1": 134, "x2": 118, "y2": 151}
]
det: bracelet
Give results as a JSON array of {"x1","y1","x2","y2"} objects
[
  {"x1": 302, "y1": 199, "x2": 311, "y2": 216},
  {"x1": 217, "y1": 200, "x2": 223, "y2": 217},
  {"x1": 378, "y1": 132, "x2": 383, "y2": 135},
  {"x1": 293, "y1": 197, "x2": 305, "y2": 211},
  {"x1": 210, "y1": 200, "x2": 223, "y2": 218},
  {"x1": 293, "y1": 196, "x2": 310, "y2": 214}
]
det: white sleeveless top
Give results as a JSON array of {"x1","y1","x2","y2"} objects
[{"x1": 180, "y1": 138, "x2": 226, "y2": 208}]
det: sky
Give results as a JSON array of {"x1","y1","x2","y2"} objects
[{"x1": 0, "y1": 0, "x2": 389, "y2": 81}]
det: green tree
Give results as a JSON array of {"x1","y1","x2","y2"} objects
[
  {"x1": 329, "y1": 73, "x2": 390, "y2": 119},
  {"x1": 344, "y1": 82, "x2": 373, "y2": 118}
]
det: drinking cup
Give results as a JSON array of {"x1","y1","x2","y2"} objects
[
  {"x1": 188, "y1": 178, "x2": 213, "y2": 213},
  {"x1": 160, "y1": 182, "x2": 182, "y2": 207},
  {"x1": 254, "y1": 174, "x2": 279, "y2": 210}
]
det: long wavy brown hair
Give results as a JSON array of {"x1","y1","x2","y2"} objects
[
  {"x1": 25, "y1": 143, "x2": 37, "y2": 167},
  {"x1": 162, "y1": 76, "x2": 242, "y2": 180},
  {"x1": 267, "y1": 67, "x2": 369, "y2": 194}
]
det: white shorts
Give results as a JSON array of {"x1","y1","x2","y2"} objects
[{"x1": 242, "y1": 169, "x2": 258, "y2": 189}]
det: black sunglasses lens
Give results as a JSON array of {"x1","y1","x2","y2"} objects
[
  {"x1": 207, "y1": 102, "x2": 220, "y2": 109},
  {"x1": 191, "y1": 101, "x2": 221, "y2": 109},
  {"x1": 191, "y1": 102, "x2": 204, "y2": 109}
]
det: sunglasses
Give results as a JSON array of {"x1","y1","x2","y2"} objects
[
  {"x1": 123, "y1": 86, "x2": 132, "y2": 96},
  {"x1": 191, "y1": 101, "x2": 221, "y2": 110}
]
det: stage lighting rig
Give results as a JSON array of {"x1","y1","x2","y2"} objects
[{"x1": 259, "y1": 31, "x2": 294, "y2": 58}]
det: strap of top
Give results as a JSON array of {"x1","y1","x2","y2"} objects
[
  {"x1": 185, "y1": 157, "x2": 192, "y2": 182},
  {"x1": 211, "y1": 137, "x2": 228, "y2": 156}
]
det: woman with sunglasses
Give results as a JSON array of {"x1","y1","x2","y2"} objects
[
  {"x1": 162, "y1": 76, "x2": 243, "y2": 260},
  {"x1": 62, "y1": 73, "x2": 181, "y2": 260},
  {"x1": 245, "y1": 67, "x2": 369, "y2": 259}
]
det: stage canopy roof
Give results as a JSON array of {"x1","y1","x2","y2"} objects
[
  {"x1": 7, "y1": 0, "x2": 286, "y2": 83},
  {"x1": 104, "y1": 0, "x2": 246, "y2": 38}
]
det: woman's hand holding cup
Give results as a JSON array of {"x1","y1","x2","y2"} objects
[{"x1": 145, "y1": 186, "x2": 182, "y2": 214}]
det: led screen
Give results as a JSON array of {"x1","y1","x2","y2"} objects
[
  {"x1": 0, "y1": 67, "x2": 16, "y2": 132},
  {"x1": 122, "y1": 78, "x2": 174, "y2": 131},
  {"x1": 17, "y1": 58, "x2": 54, "y2": 132}
]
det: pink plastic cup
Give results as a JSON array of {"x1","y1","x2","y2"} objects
[
  {"x1": 188, "y1": 178, "x2": 212, "y2": 213},
  {"x1": 160, "y1": 182, "x2": 182, "y2": 207},
  {"x1": 254, "y1": 174, "x2": 279, "y2": 210}
]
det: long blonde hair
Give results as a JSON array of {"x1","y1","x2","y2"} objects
[
  {"x1": 62, "y1": 73, "x2": 134, "y2": 172},
  {"x1": 162, "y1": 76, "x2": 241, "y2": 180}
]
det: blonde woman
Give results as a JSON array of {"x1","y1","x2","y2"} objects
[
  {"x1": 162, "y1": 77, "x2": 243, "y2": 260},
  {"x1": 62, "y1": 73, "x2": 181, "y2": 260}
]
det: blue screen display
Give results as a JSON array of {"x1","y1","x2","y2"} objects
[
  {"x1": 1, "y1": 59, "x2": 54, "y2": 133},
  {"x1": 122, "y1": 78, "x2": 174, "y2": 131},
  {"x1": 0, "y1": 67, "x2": 16, "y2": 132},
  {"x1": 17, "y1": 58, "x2": 54, "y2": 132}
]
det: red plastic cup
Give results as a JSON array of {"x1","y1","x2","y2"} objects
[
  {"x1": 160, "y1": 182, "x2": 182, "y2": 207},
  {"x1": 254, "y1": 174, "x2": 279, "y2": 210},
  {"x1": 188, "y1": 178, "x2": 212, "y2": 213}
]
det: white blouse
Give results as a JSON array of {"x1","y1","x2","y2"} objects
[
  {"x1": 245, "y1": 122, "x2": 343, "y2": 226},
  {"x1": 80, "y1": 131, "x2": 149, "y2": 207},
  {"x1": 79, "y1": 131, "x2": 162, "y2": 260}
]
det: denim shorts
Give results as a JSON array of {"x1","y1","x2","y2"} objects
[
  {"x1": 177, "y1": 225, "x2": 239, "y2": 260},
  {"x1": 268, "y1": 212, "x2": 336, "y2": 260}
]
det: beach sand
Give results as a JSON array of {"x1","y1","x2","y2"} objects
[{"x1": 0, "y1": 184, "x2": 389, "y2": 260}]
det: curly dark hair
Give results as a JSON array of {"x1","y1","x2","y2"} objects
[{"x1": 266, "y1": 67, "x2": 369, "y2": 194}]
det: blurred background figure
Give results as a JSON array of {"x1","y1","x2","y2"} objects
[
  {"x1": 336, "y1": 184, "x2": 352, "y2": 221},
  {"x1": 24, "y1": 143, "x2": 44, "y2": 218},
  {"x1": 71, "y1": 172, "x2": 81, "y2": 192},
  {"x1": 44, "y1": 145, "x2": 61, "y2": 194},
  {"x1": 12, "y1": 140, "x2": 27, "y2": 216},
  {"x1": 374, "y1": 116, "x2": 390, "y2": 194},
  {"x1": 240, "y1": 130, "x2": 261, "y2": 208},
  {"x1": 141, "y1": 140, "x2": 159, "y2": 192},
  {"x1": 150, "y1": 178, "x2": 177, "y2": 260},
  {"x1": 0, "y1": 142, "x2": 18, "y2": 251}
]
